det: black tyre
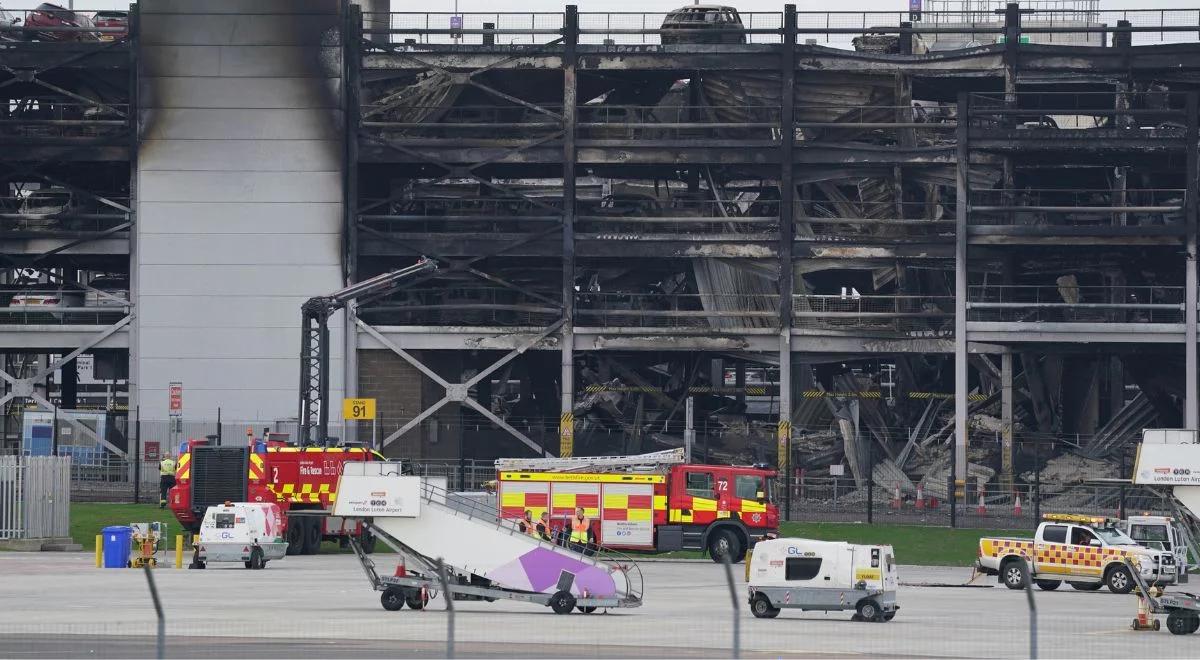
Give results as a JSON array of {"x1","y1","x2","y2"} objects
[
  {"x1": 244, "y1": 561, "x2": 253, "y2": 569},
  {"x1": 360, "y1": 530, "x2": 377, "y2": 555},
  {"x1": 302, "y1": 518, "x2": 322, "y2": 555},
  {"x1": 549, "y1": 590, "x2": 577, "y2": 615},
  {"x1": 576, "y1": 606, "x2": 598, "y2": 614},
  {"x1": 405, "y1": 590, "x2": 427, "y2": 610},
  {"x1": 883, "y1": 612, "x2": 896, "y2": 622},
  {"x1": 381, "y1": 588, "x2": 405, "y2": 612},
  {"x1": 751, "y1": 594, "x2": 780, "y2": 619},
  {"x1": 1166, "y1": 610, "x2": 1200, "y2": 635},
  {"x1": 1069, "y1": 581, "x2": 1103, "y2": 591},
  {"x1": 1035, "y1": 579, "x2": 1061, "y2": 591},
  {"x1": 250, "y1": 547, "x2": 265, "y2": 570},
  {"x1": 707, "y1": 529, "x2": 743, "y2": 564},
  {"x1": 189, "y1": 559, "x2": 205, "y2": 570},
  {"x1": 285, "y1": 519, "x2": 303, "y2": 556},
  {"x1": 857, "y1": 599, "x2": 882, "y2": 622},
  {"x1": 1001, "y1": 560, "x2": 1028, "y2": 590},
  {"x1": 1105, "y1": 565, "x2": 1134, "y2": 594}
]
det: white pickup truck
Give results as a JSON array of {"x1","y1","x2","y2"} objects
[{"x1": 977, "y1": 514, "x2": 1176, "y2": 593}]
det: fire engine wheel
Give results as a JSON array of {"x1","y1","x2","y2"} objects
[
  {"x1": 750, "y1": 595, "x2": 780, "y2": 619},
  {"x1": 405, "y1": 590, "x2": 428, "y2": 610},
  {"x1": 1166, "y1": 610, "x2": 1200, "y2": 635},
  {"x1": 285, "y1": 520, "x2": 304, "y2": 556},
  {"x1": 360, "y1": 530, "x2": 377, "y2": 555},
  {"x1": 1069, "y1": 581, "x2": 1103, "y2": 591},
  {"x1": 549, "y1": 590, "x2": 577, "y2": 615},
  {"x1": 856, "y1": 599, "x2": 883, "y2": 623},
  {"x1": 1035, "y1": 579, "x2": 1061, "y2": 591},
  {"x1": 380, "y1": 588, "x2": 405, "y2": 612},
  {"x1": 1001, "y1": 560, "x2": 1027, "y2": 590},
  {"x1": 302, "y1": 518, "x2": 322, "y2": 555},
  {"x1": 707, "y1": 529, "x2": 742, "y2": 564},
  {"x1": 1105, "y1": 565, "x2": 1135, "y2": 594}
]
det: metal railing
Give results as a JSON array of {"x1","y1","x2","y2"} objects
[
  {"x1": 363, "y1": 8, "x2": 1200, "y2": 48},
  {"x1": 969, "y1": 188, "x2": 1186, "y2": 226},
  {"x1": 574, "y1": 292, "x2": 779, "y2": 329},
  {"x1": 0, "y1": 306, "x2": 129, "y2": 325},
  {"x1": 793, "y1": 294, "x2": 955, "y2": 335},
  {"x1": 357, "y1": 288, "x2": 560, "y2": 327},
  {"x1": 967, "y1": 284, "x2": 1185, "y2": 323}
]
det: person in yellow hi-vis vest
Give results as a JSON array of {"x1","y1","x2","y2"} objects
[
  {"x1": 570, "y1": 507, "x2": 591, "y2": 554},
  {"x1": 159, "y1": 454, "x2": 176, "y2": 508}
]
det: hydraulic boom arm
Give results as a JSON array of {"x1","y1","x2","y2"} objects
[{"x1": 298, "y1": 258, "x2": 436, "y2": 446}]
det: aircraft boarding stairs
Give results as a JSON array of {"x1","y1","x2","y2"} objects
[{"x1": 336, "y1": 464, "x2": 643, "y2": 612}]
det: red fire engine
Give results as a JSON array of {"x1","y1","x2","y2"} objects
[
  {"x1": 167, "y1": 434, "x2": 379, "y2": 555},
  {"x1": 495, "y1": 449, "x2": 778, "y2": 562}
]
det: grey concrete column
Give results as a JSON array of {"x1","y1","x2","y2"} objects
[
  {"x1": 1188, "y1": 93, "x2": 1199, "y2": 429},
  {"x1": 954, "y1": 92, "x2": 970, "y2": 487},
  {"x1": 356, "y1": 0, "x2": 391, "y2": 45},
  {"x1": 559, "y1": 6, "x2": 578, "y2": 457},
  {"x1": 1001, "y1": 351, "x2": 1013, "y2": 488}
]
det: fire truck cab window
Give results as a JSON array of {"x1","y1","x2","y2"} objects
[
  {"x1": 735, "y1": 475, "x2": 762, "y2": 500},
  {"x1": 214, "y1": 513, "x2": 235, "y2": 529},
  {"x1": 1070, "y1": 527, "x2": 1096, "y2": 546},
  {"x1": 785, "y1": 557, "x2": 822, "y2": 581},
  {"x1": 1042, "y1": 524, "x2": 1067, "y2": 543},
  {"x1": 686, "y1": 472, "x2": 714, "y2": 498}
]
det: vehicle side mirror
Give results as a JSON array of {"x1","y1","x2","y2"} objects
[
  {"x1": 756, "y1": 491, "x2": 766, "y2": 503},
  {"x1": 1088, "y1": 539, "x2": 1102, "y2": 547}
]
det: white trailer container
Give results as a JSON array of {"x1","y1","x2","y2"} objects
[
  {"x1": 190, "y1": 502, "x2": 288, "y2": 570},
  {"x1": 747, "y1": 538, "x2": 898, "y2": 622}
]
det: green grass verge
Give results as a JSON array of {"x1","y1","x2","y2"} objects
[
  {"x1": 647, "y1": 522, "x2": 1028, "y2": 566},
  {"x1": 68, "y1": 504, "x2": 1025, "y2": 566},
  {"x1": 72, "y1": 503, "x2": 183, "y2": 550}
]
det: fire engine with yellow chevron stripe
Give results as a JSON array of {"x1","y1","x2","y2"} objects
[
  {"x1": 167, "y1": 433, "x2": 382, "y2": 555},
  {"x1": 493, "y1": 448, "x2": 778, "y2": 563},
  {"x1": 976, "y1": 513, "x2": 1177, "y2": 593}
]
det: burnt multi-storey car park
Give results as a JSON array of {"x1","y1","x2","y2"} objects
[{"x1": 5, "y1": 2, "x2": 1200, "y2": 509}]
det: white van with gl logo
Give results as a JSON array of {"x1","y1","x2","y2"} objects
[{"x1": 747, "y1": 538, "x2": 899, "y2": 622}]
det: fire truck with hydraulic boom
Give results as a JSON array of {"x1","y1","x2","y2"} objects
[
  {"x1": 168, "y1": 259, "x2": 437, "y2": 553},
  {"x1": 494, "y1": 448, "x2": 778, "y2": 562}
]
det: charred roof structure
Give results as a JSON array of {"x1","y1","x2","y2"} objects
[{"x1": 348, "y1": 1, "x2": 1200, "y2": 512}]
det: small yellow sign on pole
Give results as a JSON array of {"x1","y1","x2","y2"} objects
[{"x1": 343, "y1": 398, "x2": 376, "y2": 420}]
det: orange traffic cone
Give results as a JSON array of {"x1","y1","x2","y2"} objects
[
  {"x1": 890, "y1": 484, "x2": 902, "y2": 509},
  {"x1": 1013, "y1": 494, "x2": 1022, "y2": 517},
  {"x1": 394, "y1": 557, "x2": 407, "y2": 577},
  {"x1": 976, "y1": 491, "x2": 986, "y2": 515},
  {"x1": 915, "y1": 484, "x2": 925, "y2": 510}
]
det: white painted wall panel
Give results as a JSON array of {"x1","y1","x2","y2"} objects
[
  {"x1": 147, "y1": 78, "x2": 341, "y2": 110},
  {"x1": 142, "y1": 109, "x2": 341, "y2": 141},
  {"x1": 137, "y1": 296, "x2": 322, "y2": 328},
  {"x1": 138, "y1": 266, "x2": 342, "y2": 297},
  {"x1": 136, "y1": 0, "x2": 345, "y2": 421},
  {"x1": 139, "y1": 235, "x2": 340, "y2": 265},
  {"x1": 139, "y1": 140, "x2": 342, "y2": 172},
  {"x1": 141, "y1": 46, "x2": 340, "y2": 77},
  {"x1": 140, "y1": 203, "x2": 341, "y2": 234},
  {"x1": 140, "y1": 171, "x2": 342, "y2": 203}
]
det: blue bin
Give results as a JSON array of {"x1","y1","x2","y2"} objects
[{"x1": 101, "y1": 525, "x2": 132, "y2": 569}]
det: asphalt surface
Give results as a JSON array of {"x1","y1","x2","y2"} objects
[{"x1": 1, "y1": 553, "x2": 1198, "y2": 658}]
